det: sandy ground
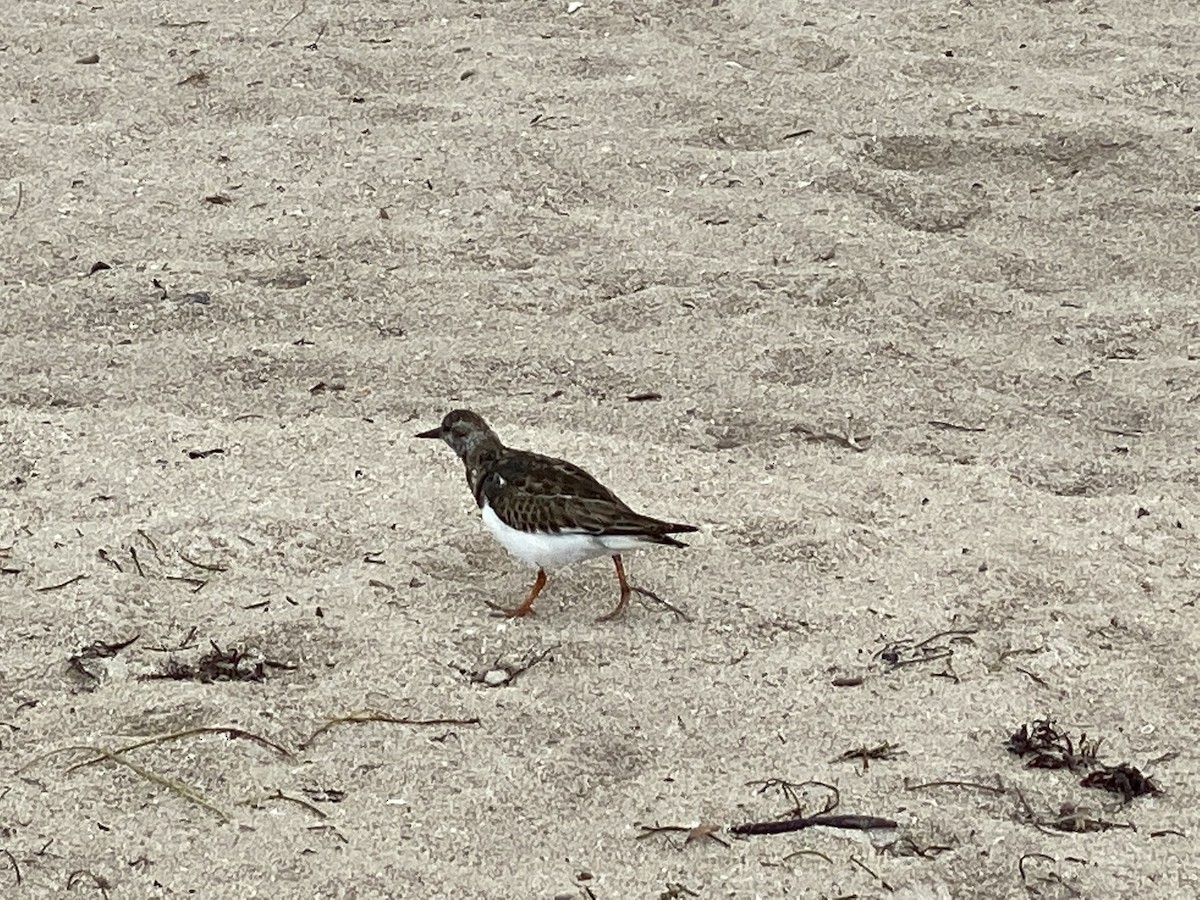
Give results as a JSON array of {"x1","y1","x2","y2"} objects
[{"x1": 2, "y1": 0, "x2": 1199, "y2": 897}]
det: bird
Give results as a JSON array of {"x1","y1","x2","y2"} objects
[{"x1": 415, "y1": 409, "x2": 697, "y2": 620}]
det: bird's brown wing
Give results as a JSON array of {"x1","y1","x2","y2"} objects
[{"x1": 483, "y1": 451, "x2": 697, "y2": 542}]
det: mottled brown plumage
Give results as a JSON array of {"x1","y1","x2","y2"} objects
[{"x1": 479, "y1": 451, "x2": 693, "y2": 544}]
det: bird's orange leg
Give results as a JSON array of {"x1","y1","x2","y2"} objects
[
  {"x1": 489, "y1": 568, "x2": 547, "y2": 618},
  {"x1": 596, "y1": 555, "x2": 692, "y2": 622},
  {"x1": 596, "y1": 554, "x2": 632, "y2": 622}
]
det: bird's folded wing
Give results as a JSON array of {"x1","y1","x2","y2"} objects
[
  {"x1": 486, "y1": 452, "x2": 680, "y2": 536},
  {"x1": 491, "y1": 488, "x2": 678, "y2": 537},
  {"x1": 492, "y1": 452, "x2": 625, "y2": 504}
]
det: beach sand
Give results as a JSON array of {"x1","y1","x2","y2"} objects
[{"x1": 2, "y1": 1, "x2": 1198, "y2": 896}]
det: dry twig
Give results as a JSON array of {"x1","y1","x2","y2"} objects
[
  {"x1": 21, "y1": 745, "x2": 231, "y2": 821},
  {"x1": 301, "y1": 710, "x2": 480, "y2": 749}
]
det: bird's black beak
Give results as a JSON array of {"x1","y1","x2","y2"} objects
[{"x1": 414, "y1": 427, "x2": 443, "y2": 440}]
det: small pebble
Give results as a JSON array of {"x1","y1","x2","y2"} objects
[{"x1": 482, "y1": 669, "x2": 509, "y2": 687}]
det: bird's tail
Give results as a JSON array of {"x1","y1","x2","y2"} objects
[{"x1": 644, "y1": 521, "x2": 699, "y2": 548}]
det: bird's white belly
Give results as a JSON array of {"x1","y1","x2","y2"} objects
[{"x1": 481, "y1": 502, "x2": 638, "y2": 568}]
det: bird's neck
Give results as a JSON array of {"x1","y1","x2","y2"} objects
[{"x1": 464, "y1": 440, "x2": 504, "y2": 508}]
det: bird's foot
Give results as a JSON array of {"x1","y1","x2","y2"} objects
[
  {"x1": 484, "y1": 599, "x2": 537, "y2": 619},
  {"x1": 594, "y1": 599, "x2": 629, "y2": 623}
]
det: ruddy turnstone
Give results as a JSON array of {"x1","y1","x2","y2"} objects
[{"x1": 416, "y1": 409, "x2": 697, "y2": 620}]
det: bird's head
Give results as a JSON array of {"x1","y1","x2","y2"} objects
[{"x1": 415, "y1": 409, "x2": 502, "y2": 460}]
